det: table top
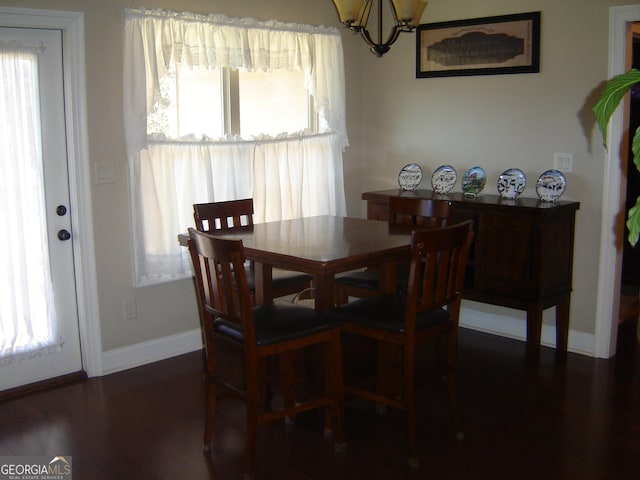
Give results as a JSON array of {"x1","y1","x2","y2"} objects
[
  {"x1": 212, "y1": 215, "x2": 412, "y2": 276},
  {"x1": 180, "y1": 215, "x2": 416, "y2": 310}
]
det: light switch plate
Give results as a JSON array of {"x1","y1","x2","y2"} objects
[{"x1": 95, "y1": 161, "x2": 116, "y2": 184}]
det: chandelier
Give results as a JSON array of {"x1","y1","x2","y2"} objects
[{"x1": 331, "y1": 0, "x2": 428, "y2": 57}]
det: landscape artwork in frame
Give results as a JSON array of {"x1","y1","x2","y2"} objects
[{"x1": 416, "y1": 12, "x2": 540, "y2": 78}]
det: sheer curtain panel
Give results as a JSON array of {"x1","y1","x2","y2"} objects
[
  {"x1": 123, "y1": 8, "x2": 348, "y2": 285},
  {"x1": 0, "y1": 43, "x2": 60, "y2": 363}
]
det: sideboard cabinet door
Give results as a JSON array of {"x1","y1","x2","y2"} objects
[{"x1": 475, "y1": 211, "x2": 533, "y2": 298}]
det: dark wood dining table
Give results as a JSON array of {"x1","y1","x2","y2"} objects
[{"x1": 180, "y1": 215, "x2": 413, "y2": 311}]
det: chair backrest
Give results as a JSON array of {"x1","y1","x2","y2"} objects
[
  {"x1": 193, "y1": 199, "x2": 255, "y2": 233},
  {"x1": 405, "y1": 220, "x2": 474, "y2": 322},
  {"x1": 187, "y1": 227, "x2": 256, "y2": 347},
  {"x1": 388, "y1": 196, "x2": 451, "y2": 228}
]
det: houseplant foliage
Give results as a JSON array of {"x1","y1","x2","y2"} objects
[
  {"x1": 593, "y1": 68, "x2": 640, "y2": 246},
  {"x1": 596, "y1": 69, "x2": 640, "y2": 344}
]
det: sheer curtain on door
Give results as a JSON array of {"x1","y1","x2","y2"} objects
[{"x1": 0, "y1": 43, "x2": 60, "y2": 364}]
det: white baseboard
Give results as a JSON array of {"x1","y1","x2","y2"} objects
[
  {"x1": 460, "y1": 301, "x2": 595, "y2": 357},
  {"x1": 99, "y1": 302, "x2": 596, "y2": 377},
  {"x1": 101, "y1": 328, "x2": 202, "y2": 375}
]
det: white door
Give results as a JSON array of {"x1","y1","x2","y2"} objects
[{"x1": 0, "y1": 27, "x2": 83, "y2": 390}]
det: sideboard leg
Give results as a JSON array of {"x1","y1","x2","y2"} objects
[
  {"x1": 555, "y1": 295, "x2": 571, "y2": 354},
  {"x1": 526, "y1": 304, "x2": 543, "y2": 362}
]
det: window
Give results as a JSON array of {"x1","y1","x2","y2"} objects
[
  {"x1": 238, "y1": 69, "x2": 313, "y2": 137},
  {"x1": 123, "y1": 9, "x2": 348, "y2": 285},
  {"x1": 150, "y1": 66, "x2": 314, "y2": 140},
  {"x1": 150, "y1": 66, "x2": 224, "y2": 139}
]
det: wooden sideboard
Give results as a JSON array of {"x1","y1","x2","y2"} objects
[{"x1": 362, "y1": 189, "x2": 580, "y2": 359}]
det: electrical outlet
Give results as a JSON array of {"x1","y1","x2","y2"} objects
[
  {"x1": 124, "y1": 299, "x2": 137, "y2": 320},
  {"x1": 553, "y1": 153, "x2": 573, "y2": 173}
]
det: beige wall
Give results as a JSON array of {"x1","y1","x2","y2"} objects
[
  {"x1": 343, "y1": 0, "x2": 637, "y2": 346},
  {"x1": 0, "y1": 0, "x2": 636, "y2": 361}
]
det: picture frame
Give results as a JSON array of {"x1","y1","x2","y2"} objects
[{"x1": 416, "y1": 12, "x2": 540, "y2": 78}]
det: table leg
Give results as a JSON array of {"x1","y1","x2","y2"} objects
[
  {"x1": 374, "y1": 261, "x2": 399, "y2": 399},
  {"x1": 377, "y1": 261, "x2": 398, "y2": 294},
  {"x1": 253, "y1": 262, "x2": 273, "y2": 305},
  {"x1": 313, "y1": 275, "x2": 334, "y2": 313}
]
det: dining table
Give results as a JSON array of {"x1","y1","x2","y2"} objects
[{"x1": 179, "y1": 215, "x2": 414, "y2": 311}]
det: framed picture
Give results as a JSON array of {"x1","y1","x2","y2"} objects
[{"x1": 416, "y1": 12, "x2": 540, "y2": 78}]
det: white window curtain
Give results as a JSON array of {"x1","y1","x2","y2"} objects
[
  {"x1": 123, "y1": 8, "x2": 348, "y2": 285},
  {"x1": 0, "y1": 42, "x2": 60, "y2": 363}
]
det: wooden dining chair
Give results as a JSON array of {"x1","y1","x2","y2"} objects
[
  {"x1": 193, "y1": 199, "x2": 313, "y2": 303},
  {"x1": 187, "y1": 227, "x2": 346, "y2": 479},
  {"x1": 329, "y1": 220, "x2": 473, "y2": 467},
  {"x1": 334, "y1": 196, "x2": 452, "y2": 304}
]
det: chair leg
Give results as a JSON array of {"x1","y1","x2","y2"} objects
[
  {"x1": 203, "y1": 348, "x2": 217, "y2": 451},
  {"x1": 328, "y1": 330, "x2": 346, "y2": 452},
  {"x1": 260, "y1": 357, "x2": 274, "y2": 409},
  {"x1": 322, "y1": 341, "x2": 334, "y2": 438},
  {"x1": 446, "y1": 370, "x2": 463, "y2": 441},
  {"x1": 280, "y1": 351, "x2": 296, "y2": 425},
  {"x1": 244, "y1": 369, "x2": 260, "y2": 480},
  {"x1": 446, "y1": 331, "x2": 464, "y2": 440},
  {"x1": 403, "y1": 346, "x2": 418, "y2": 468},
  {"x1": 375, "y1": 340, "x2": 389, "y2": 414},
  {"x1": 375, "y1": 342, "x2": 403, "y2": 414},
  {"x1": 203, "y1": 381, "x2": 217, "y2": 451}
]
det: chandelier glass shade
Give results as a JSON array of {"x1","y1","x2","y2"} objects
[{"x1": 331, "y1": 0, "x2": 427, "y2": 57}]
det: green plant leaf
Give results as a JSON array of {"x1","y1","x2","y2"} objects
[
  {"x1": 594, "y1": 70, "x2": 640, "y2": 246},
  {"x1": 630, "y1": 127, "x2": 640, "y2": 246},
  {"x1": 593, "y1": 69, "x2": 640, "y2": 144},
  {"x1": 627, "y1": 196, "x2": 640, "y2": 246},
  {"x1": 633, "y1": 126, "x2": 640, "y2": 173}
]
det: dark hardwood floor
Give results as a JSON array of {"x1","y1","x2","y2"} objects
[{"x1": 1, "y1": 324, "x2": 638, "y2": 480}]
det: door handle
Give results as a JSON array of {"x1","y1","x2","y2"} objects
[{"x1": 57, "y1": 229, "x2": 71, "y2": 241}]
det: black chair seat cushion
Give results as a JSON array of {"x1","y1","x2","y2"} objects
[
  {"x1": 245, "y1": 265, "x2": 313, "y2": 292},
  {"x1": 213, "y1": 304, "x2": 340, "y2": 346},
  {"x1": 335, "y1": 268, "x2": 409, "y2": 293},
  {"x1": 335, "y1": 269, "x2": 379, "y2": 290},
  {"x1": 329, "y1": 295, "x2": 449, "y2": 333}
]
